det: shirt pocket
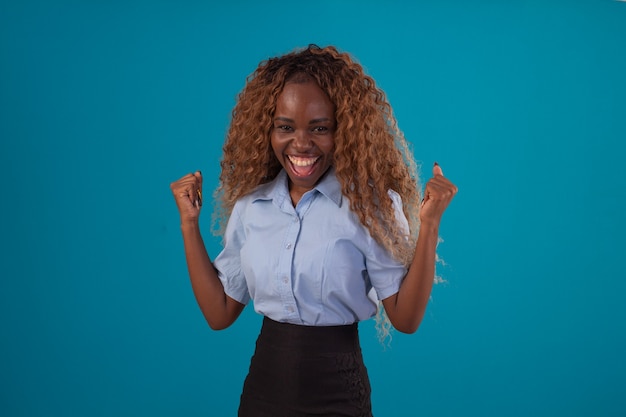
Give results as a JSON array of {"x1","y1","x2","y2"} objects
[
  {"x1": 240, "y1": 231, "x2": 280, "y2": 301},
  {"x1": 322, "y1": 238, "x2": 370, "y2": 304}
]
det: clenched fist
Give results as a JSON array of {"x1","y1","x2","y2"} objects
[
  {"x1": 419, "y1": 163, "x2": 458, "y2": 226},
  {"x1": 170, "y1": 171, "x2": 203, "y2": 226}
]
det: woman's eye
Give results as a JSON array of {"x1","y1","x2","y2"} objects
[
  {"x1": 312, "y1": 126, "x2": 328, "y2": 133},
  {"x1": 277, "y1": 125, "x2": 292, "y2": 132}
]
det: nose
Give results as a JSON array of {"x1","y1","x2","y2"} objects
[{"x1": 292, "y1": 129, "x2": 313, "y2": 151}]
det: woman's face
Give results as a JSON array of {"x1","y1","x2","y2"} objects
[{"x1": 271, "y1": 80, "x2": 336, "y2": 201}]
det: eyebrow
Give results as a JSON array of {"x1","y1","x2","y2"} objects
[{"x1": 274, "y1": 116, "x2": 333, "y2": 124}]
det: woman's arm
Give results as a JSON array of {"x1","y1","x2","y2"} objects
[
  {"x1": 382, "y1": 163, "x2": 457, "y2": 333},
  {"x1": 171, "y1": 171, "x2": 245, "y2": 330}
]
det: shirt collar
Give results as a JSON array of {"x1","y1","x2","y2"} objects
[
  {"x1": 314, "y1": 167, "x2": 343, "y2": 207},
  {"x1": 251, "y1": 167, "x2": 343, "y2": 207}
]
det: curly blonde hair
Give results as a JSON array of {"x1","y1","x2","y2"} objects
[{"x1": 213, "y1": 45, "x2": 422, "y2": 339}]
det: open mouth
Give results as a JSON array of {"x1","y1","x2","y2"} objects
[{"x1": 287, "y1": 155, "x2": 321, "y2": 177}]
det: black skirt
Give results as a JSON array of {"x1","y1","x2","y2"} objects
[{"x1": 238, "y1": 317, "x2": 373, "y2": 417}]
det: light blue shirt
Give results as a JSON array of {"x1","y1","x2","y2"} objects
[{"x1": 213, "y1": 168, "x2": 409, "y2": 326}]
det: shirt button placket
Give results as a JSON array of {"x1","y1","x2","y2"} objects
[
  {"x1": 283, "y1": 240, "x2": 294, "y2": 314},
  {"x1": 277, "y1": 212, "x2": 301, "y2": 321}
]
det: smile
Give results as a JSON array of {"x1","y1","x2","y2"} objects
[
  {"x1": 287, "y1": 155, "x2": 322, "y2": 177},
  {"x1": 287, "y1": 155, "x2": 320, "y2": 167}
]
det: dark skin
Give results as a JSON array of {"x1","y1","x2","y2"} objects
[
  {"x1": 170, "y1": 79, "x2": 457, "y2": 333},
  {"x1": 170, "y1": 171, "x2": 244, "y2": 330},
  {"x1": 382, "y1": 162, "x2": 456, "y2": 333},
  {"x1": 271, "y1": 80, "x2": 336, "y2": 206}
]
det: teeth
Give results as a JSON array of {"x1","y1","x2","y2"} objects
[{"x1": 288, "y1": 156, "x2": 319, "y2": 167}]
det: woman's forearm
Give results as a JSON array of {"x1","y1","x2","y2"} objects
[
  {"x1": 383, "y1": 221, "x2": 439, "y2": 334},
  {"x1": 180, "y1": 223, "x2": 244, "y2": 330}
]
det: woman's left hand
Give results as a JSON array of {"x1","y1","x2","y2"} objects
[
  {"x1": 419, "y1": 163, "x2": 458, "y2": 226},
  {"x1": 385, "y1": 163, "x2": 458, "y2": 334}
]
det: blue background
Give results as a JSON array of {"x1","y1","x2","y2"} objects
[{"x1": 2, "y1": 1, "x2": 625, "y2": 416}]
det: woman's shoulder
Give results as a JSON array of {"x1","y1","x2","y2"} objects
[{"x1": 233, "y1": 172, "x2": 286, "y2": 210}]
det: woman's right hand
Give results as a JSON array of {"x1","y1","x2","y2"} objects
[{"x1": 170, "y1": 171, "x2": 203, "y2": 225}]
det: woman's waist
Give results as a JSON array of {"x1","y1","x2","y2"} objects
[{"x1": 258, "y1": 316, "x2": 361, "y2": 354}]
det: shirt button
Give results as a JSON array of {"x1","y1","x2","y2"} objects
[
  {"x1": 287, "y1": 306, "x2": 294, "y2": 313},
  {"x1": 282, "y1": 277, "x2": 288, "y2": 284},
  {"x1": 285, "y1": 243, "x2": 292, "y2": 249}
]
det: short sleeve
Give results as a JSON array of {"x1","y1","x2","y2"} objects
[
  {"x1": 388, "y1": 189, "x2": 410, "y2": 236},
  {"x1": 213, "y1": 203, "x2": 251, "y2": 305},
  {"x1": 365, "y1": 190, "x2": 410, "y2": 301}
]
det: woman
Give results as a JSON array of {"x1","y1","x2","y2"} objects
[{"x1": 171, "y1": 44, "x2": 457, "y2": 417}]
